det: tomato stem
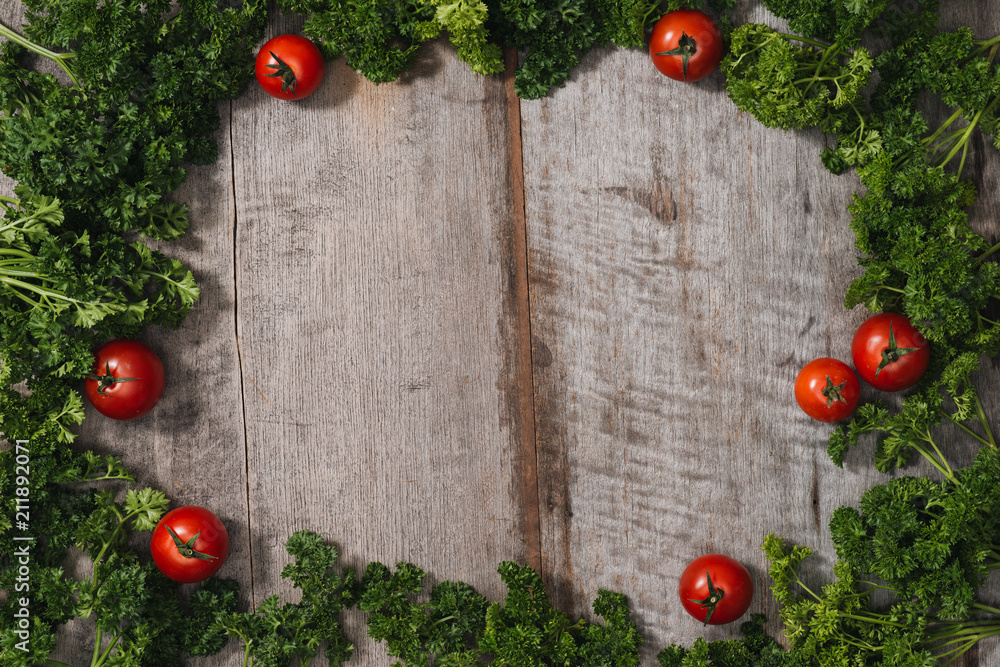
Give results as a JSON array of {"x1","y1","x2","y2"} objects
[
  {"x1": 166, "y1": 524, "x2": 219, "y2": 560},
  {"x1": 264, "y1": 51, "x2": 299, "y2": 96},
  {"x1": 821, "y1": 374, "x2": 850, "y2": 408},
  {"x1": 87, "y1": 360, "x2": 139, "y2": 396},
  {"x1": 655, "y1": 31, "x2": 698, "y2": 80},
  {"x1": 687, "y1": 571, "x2": 725, "y2": 624},
  {"x1": 873, "y1": 323, "x2": 921, "y2": 378}
]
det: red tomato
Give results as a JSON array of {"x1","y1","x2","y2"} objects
[
  {"x1": 851, "y1": 313, "x2": 930, "y2": 392},
  {"x1": 649, "y1": 10, "x2": 724, "y2": 82},
  {"x1": 794, "y1": 357, "x2": 860, "y2": 423},
  {"x1": 84, "y1": 340, "x2": 165, "y2": 420},
  {"x1": 151, "y1": 506, "x2": 229, "y2": 583},
  {"x1": 678, "y1": 553, "x2": 753, "y2": 625},
  {"x1": 255, "y1": 34, "x2": 325, "y2": 100}
]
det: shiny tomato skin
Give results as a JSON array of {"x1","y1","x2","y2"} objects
[
  {"x1": 649, "y1": 10, "x2": 724, "y2": 82},
  {"x1": 255, "y1": 34, "x2": 325, "y2": 100},
  {"x1": 84, "y1": 340, "x2": 165, "y2": 420},
  {"x1": 851, "y1": 313, "x2": 930, "y2": 392},
  {"x1": 678, "y1": 553, "x2": 754, "y2": 625},
  {"x1": 151, "y1": 506, "x2": 229, "y2": 583},
  {"x1": 794, "y1": 357, "x2": 860, "y2": 423}
]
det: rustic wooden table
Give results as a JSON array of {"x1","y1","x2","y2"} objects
[{"x1": 7, "y1": 0, "x2": 998, "y2": 664}]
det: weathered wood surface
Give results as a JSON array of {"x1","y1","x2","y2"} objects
[
  {"x1": 2, "y1": 0, "x2": 999, "y2": 664},
  {"x1": 226, "y1": 10, "x2": 533, "y2": 665}
]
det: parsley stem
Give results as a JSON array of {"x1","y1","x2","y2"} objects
[
  {"x1": 792, "y1": 574, "x2": 823, "y2": 602},
  {"x1": 0, "y1": 22, "x2": 80, "y2": 88},
  {"x1": 0, "y1": 248, "x2": 34, "y2": 259},
  {"x1": 839, "y1": 612, "x2": 906, "y2": 628},
  {"x1": 923, "y1": 109, "x2": 965, "y2": 147},
  {"x1": 943, "y1": 411, "x2": 993, "y2": 448},
  {"x1": 976, "y1": 240, "x2": 1000, "y2": 263},
  {"x1": 939, "y1": 640, "x2": 979, "y2": 664},
  {"x1": 974, "y1": 603, "x2": 1000, "y2": 614},
  {"x1": 932, "y1": 625, "x2": 1000, "y2": 661},
  {"x1": 804, "y1": 45, "x2": 842, "y2": 97},
  {"x1": 0, "y1": 275, "x2": 124, "y2": 313},
  {"x1": 91, "y1": 628, "x2": 102, "y2": 667},
  {"x1": 859, "y1": 580, "x2": 898, "y2": 592},
  {"x1": 2, "y1": 284, "x2": 43, "y2": 308},
  {"x1": 979, "y1": 314, "x2": 1000, "y2": 329},
  {"x1": 776, "y1": 33, "x2": 835, "y2": 49},
  {"x1": 973, "y1": 393, "x2": 996, "y2": 447},
  {"x1": 87, "y1": 505, "x2": 145, "y2": 603},
  {"x1": 93, "y1": 633, "x2": 121, "y2": 667},
  {"x1": 938, "y1": 49, "x2": 1000, "y2": 176},
  {"x1": 838, "y1": 635, "x2": 879, "y2": 651},
  {"x1": 912, "y1": 440, "x2": 957, "y2": 484},
  {"x1": 971, "y1": 35, "x2": 1000, "y2": 58}
]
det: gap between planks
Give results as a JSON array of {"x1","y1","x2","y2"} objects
[
  {"x1": 503, "y1": 46, "x2": 543, "y2": 574},
  {"x1": 228, "y1": 97, "x2": 258, "y2": 607}
]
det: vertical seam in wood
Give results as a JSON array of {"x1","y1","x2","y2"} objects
[
  {"x1": 504, "y1": 47, "x2": 542, "y2": 573},
  {"x1": 229, "y1": 99, "x2": 256, "y2": 606}
]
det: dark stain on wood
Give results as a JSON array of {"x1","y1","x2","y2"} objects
[
  {"x1": 605, "y1": 182, "x2": 678, "y2": 225},
  {"x1": 811, "y1": 456, "x2": 821, "y2": 530},
  {"x1": 532, "y1": 336, "x2": 554, "y2": 368}
]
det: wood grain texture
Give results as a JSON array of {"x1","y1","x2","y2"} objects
[
  {"x1": 229, "y1": 13, "x2": 532, "y2": 665},
  {"x1": 520, "y1": 2, "x2": 1000, "y2": 663}
]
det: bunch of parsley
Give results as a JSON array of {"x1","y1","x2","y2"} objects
[
  {"x1": 0, "y1": 0, "x2": 268, "y2": 236},
  {"x1": 657, "y1": 615, "x2": 809, "y2": 667},
  {"x1": 217, "y1": 532, "x2": 643, "y2": 667}
]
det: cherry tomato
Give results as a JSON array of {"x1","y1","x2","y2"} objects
[
  {"x1": 851, "y1": 313, "x2": 930, "y2": 392},
  {"x1": 84, "y1": 340, "x2": 165, "y2": 420},
  {"x1": 255, "y1": 34, "x2": 325, "y2": 100},
  {"x1": 678, "y1": 553, "x2": 754, "y2": 625},
  {"x1": 794, "y1": 357, "x2": 860, "y2": 423},
  {"x1": 151, "y1": 506, "x2": 229, "y2": 583},
  {"x1": 649, "y1": 10, "x2": 724, "y2": 82}
]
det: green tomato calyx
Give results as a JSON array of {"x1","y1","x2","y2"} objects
[
  {"x1": 822, "y1": 375, "x2": 849, "y2": 408},
  {"x1": 265, "y1": 51, "x2": 299, "y2": 96},
  {"x1": 688, "y1": 571, "x2": 725, "y2": 624},
  {"x1": 87, "y1": 360, "x2": 138, "y2": 396},
  {"x1": 874, "y1": 323, "x2": 921, "y2": 378},
  {"x1": 166, "y1": 525, "x2": 219, "y2": 561},
  {"x1": 656, "y1": 31, "x2": 698, "y2": 80}
]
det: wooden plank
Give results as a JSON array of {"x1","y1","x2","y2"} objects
[
  {"x1": 65, "y1": 122, "x2": 251, "y2": 666},
  {"x1": 521, "y1": 4, "x2": 1000, "y2": 665},
  {"x1": 230, "y1": 15, "x2": 533, "y2": 666}
]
